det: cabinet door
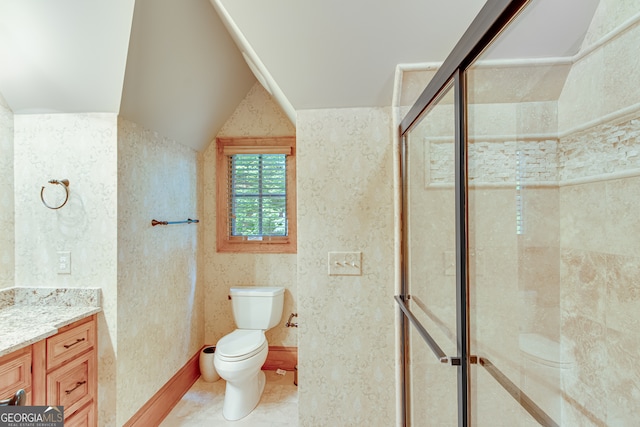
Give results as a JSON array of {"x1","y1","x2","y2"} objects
[
  {"x1": 64, "y1": 402, "x2": 96, "y2": 427},
  {"x1": 0, "y1": 347, "x2": 31, "y2": 402},
  {"x1": 46, "y1": 351, "x2": 95, "y2": 417}
]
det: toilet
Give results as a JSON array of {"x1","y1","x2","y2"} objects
[
  {"x1": 519, "y1": 333, "x2": 573, "y2": 422},
  {"x1": 214, "y1": 286, "x2": 285, "y2": 421}
]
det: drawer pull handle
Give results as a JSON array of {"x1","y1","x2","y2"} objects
[
  {"x1": 63, "y1": 338, "x2": 86, "y2": 349},
  {"x1": 65, "y1": 381, "x2": 87, "y2": 395}
]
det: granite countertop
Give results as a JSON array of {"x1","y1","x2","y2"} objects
[{"x1": 0, "y1": 287, "x2": 102, "y2": 357}]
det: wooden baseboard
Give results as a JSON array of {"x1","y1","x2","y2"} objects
[
  {"x1": 124, "y1": 348, "x2": 201, "y2": 427},
  {"x1": 263, "y1": 346, "x2": 297, "y2": 371}
]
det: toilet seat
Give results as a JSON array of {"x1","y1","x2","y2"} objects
[
  {"x1": 519, "y1": 333, "x2": 572, "y2": 368},
  {"x1": 216, "y1": 330, "x2": 267, "y2": 362}
]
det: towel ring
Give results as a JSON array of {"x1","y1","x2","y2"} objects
[{"x1": 40, "y1": 179, "x2": 70, "y2": 210}]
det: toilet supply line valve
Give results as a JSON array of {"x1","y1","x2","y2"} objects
[{"x1": 286, "y1": 313, "x2": 298, "y2": 327}]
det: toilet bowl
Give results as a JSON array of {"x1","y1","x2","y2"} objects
[
  {"x1": 213, "y1": 286, "x2": 284, "y2": 421},
  {"x1": 519, "y1": 333, "x2": 573, "y2": 422},
  {"x1": 214, "y1": 330, "x2": 269, "y2": 420}
]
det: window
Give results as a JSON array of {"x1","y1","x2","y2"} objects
[{"x1": 216, "y1": 137, "x2": 296, "y2": 253}]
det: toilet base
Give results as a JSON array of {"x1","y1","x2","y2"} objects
[{"x1": 222, "y1": 369, "x2": 266, "y2": 421}]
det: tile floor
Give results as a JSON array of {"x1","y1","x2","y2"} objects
[{"x1": 160, "y1": 371, "x2": 298, "y2": 427}]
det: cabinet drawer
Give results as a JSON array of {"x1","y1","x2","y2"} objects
[
  {"x1": 47, "y1": 351, "x2": 95, "y2": 416},
  {"x1": 64, "y1": 401, "x2": 96, "y2": 427},
  {"x1": 0, "y1": 347, "x2": 31, "y2": 399},
  {"x1": 47, "y1": 319, "x2": 95, "y2": 369}
]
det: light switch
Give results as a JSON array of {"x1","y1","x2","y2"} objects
[
  {"x1": 328, "y1": 251, "x2": 362, "y2": 276},
  {"x1": 57, "y1": 251, "x2": 71, "y2": 274}
]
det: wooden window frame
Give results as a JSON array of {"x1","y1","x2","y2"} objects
[{"x1": 216, "y1": 136, "x2": 297, "y2": 253}]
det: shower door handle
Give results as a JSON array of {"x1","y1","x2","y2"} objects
[{"x1": 395, "y1": 295, "x2": 460, "y2": 366}]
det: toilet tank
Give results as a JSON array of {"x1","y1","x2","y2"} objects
[{"x1": 230, "y1": 286, "x2": 285, "y2": 330}]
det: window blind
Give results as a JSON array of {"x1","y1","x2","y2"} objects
[{"x1": 227, "y1": 154, "x2": 288, "y2": 238}]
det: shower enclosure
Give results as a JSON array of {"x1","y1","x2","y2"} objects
[{"x1": 397, "y1": 0, "x2": 640, "y2": 425}]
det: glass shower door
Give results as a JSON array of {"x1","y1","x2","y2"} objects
[
  {"x1": 400, "y1": 0, "x2": 640, "y2": 425},
  {"x1": 465, "y1": 0, "x2": 627, "y2": 425},
  {"x1": 399, "y1": 81, "x2": 461, "y2": 426}
]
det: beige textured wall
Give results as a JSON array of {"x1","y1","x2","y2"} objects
[
  {"x1": 116, "y1": 119, "x2": 203, "y2": 425},
  {"x1": 297, "y1": 107, "x2": 396, "y2": 426},
  {"x1": 13, "y1": 113, "x2": 118, "y2": 426},
  {"x1": 203, "y1": 83, "x2": 298, "y2": 347},
  {"x1": 0, "y1": 94, "x2": 13, "y2": 289},
  {"x1": 10, "y1": 114, "x2": 203, "y2": 426}
]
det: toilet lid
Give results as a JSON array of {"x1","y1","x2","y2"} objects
[{"x1": 216, "y1": 330, "x2": 266, "y2": 359}]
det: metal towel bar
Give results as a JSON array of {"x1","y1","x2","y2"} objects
[{"x1": 151, "y1": 218, "x2": 199, "y2": 226}]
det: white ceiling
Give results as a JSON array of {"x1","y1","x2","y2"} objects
[
  {"x1": 217, "y1": 0, "x2": 488, "y2": 110},
  {"x1": 0, "y1": 0, "x2": 134, "y2": 113},
  {"x1": 0, "y1": 0, "x2": 601, "y2": 151},
  {"x1": 119, "y1": 0, "x2": 255, "y2": 150}
]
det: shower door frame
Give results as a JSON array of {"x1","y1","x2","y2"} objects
[{"x1": 396, "y1": 0, "x2": 531, "y2": 425}]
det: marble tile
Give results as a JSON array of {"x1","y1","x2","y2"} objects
[
  {"x1": 559, "y1": 182, "x2": 608, "y2": 253},
  {"x1": 160, "y1": 371, "x2": 298, "y2": 427},
  {"x1": 560, "y1": 315, "x2": 608, "y2": 425},
  {"x1": 0, "y1": 287, "x2": 15, "y2": 310},
  {"x1": 605, "y1": 176, "x2": 640, "y2": 257},
  {"x1": 560, "y1": 249, "x2": 607, "y2": 324},
  {"x1": 605, "y1": 326, "x2": 640, "y2": 426},
  {"x1": 0, "y1": 286, "x2": 102, "y2": 356},
  {"x1": 13, "y1": 287, "x2": 101, "y2": 307},
  {"x1": 0, "y1": 304, "x2": 101, "y2": 356},
  {"x1": 606, "y1": 253, "x2": 640, "y2": 334}
]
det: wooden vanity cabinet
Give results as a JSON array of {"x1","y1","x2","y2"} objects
[
  {"x1": 1, "y1": 315, "x2": 97, "y2": 427},
  {"x1": 45, "y1": 315, "x2": 97, "y2": 426},
  {"x1": 0, "y1": 346, "x2": 32, "y2": 405}
]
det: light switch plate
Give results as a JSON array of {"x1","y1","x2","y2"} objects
[
  {"x1": 328, "y1": 251, "x2": 362, "y2": 276},
  {"x1": 57, "y1": 251, "x2": 71, "y2": 274}
]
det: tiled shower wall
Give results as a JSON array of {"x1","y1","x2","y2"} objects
[
  {"x1": 428, "y1": 138, "x2": 559, "y2": 185},
  {"x1": 557, "y1": 1, "x2": 640, "y2": 422},
  {"x1": 558, "y1": 122, "x2": 640, "y2": 425},
  {"x1": 559, "y1": 118, "x2": 640, "y2": 181}
]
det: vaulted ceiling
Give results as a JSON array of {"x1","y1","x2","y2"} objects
[{"x1": 0, "y1": 0, "x2": 599, "y2": 151}]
